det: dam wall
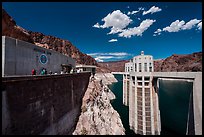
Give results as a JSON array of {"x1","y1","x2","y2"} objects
[
  {"x1": 123, "y1": 72, "x2": 202, "y2": 135},
  {"x1": 2, "y1": 72, "x2": 91, "y2": 135}
]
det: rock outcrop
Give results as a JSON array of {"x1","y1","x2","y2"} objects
[
  {"x1": 2, "y1": 8, "x2": 97, "y2": 66},
  {"x1": 2, "y1": 8, "x2": 34, "y2": 43},
  {"x1": 73, "y1": 73, "x2": 125, "y2": 135}
]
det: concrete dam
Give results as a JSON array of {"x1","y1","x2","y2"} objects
[
  {"x1": 2, "y1": 72, "x2": 91, "y2": 135},
  {"x1": 122, "y1": 71, "x2": 202, "y2": 135},
  {"x1": 121, "y1": 51, "x2": 202, "y2": 135}
]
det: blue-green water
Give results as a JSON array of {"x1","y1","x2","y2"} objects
[
  {"x1": 108, "y1": 74, "x2": 193, "y2": 135},
  {"x1": 108, "y1": 74, "x2": 136, "y2": 135}
]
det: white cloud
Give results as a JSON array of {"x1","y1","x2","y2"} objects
[
  {"x1": 157, "y1": 33, "x2": 161, "y2": 36},
  {"x1": 101, "y1": 10, "x2": 132, "y2": 30},
  {"x1": 87, "y1": 52, "x2": 132, "y2": 62},
  {"x1": 163, "y1": 20, "x2": 185, "y2": 32},
  {"x1": 95, "y1": 57, "x2": 104, "y2": 62},
  {"x1": 88, "y1": 52, "x2": 130, "y2": 56},
  {"x1": 182, "y1": 19, "x2": 201, "y2": 30},
  {"x1": 162, "y1": 19, "x2": 201, "y2": 33},
  {"x1": 197, "y1": 22, "x2": 202, "y2": 30},
  {"x1": 127, "y1": 10, "x2": 139, "y2": 15},
  {"x1": 154, "y1": 28, "x2": 162, "y2": 33},
  {"x1": 94, "y1": 10, "x2": 132, "y2": 34},
  {"x1": 153, "y1": 33, "x2": 161, "y2": 36},
  {"x1": 127, "y1": 7, "x2": 144, "y2": 15},
  {"x1": 153, "y1": 28, "x2": 162, "y2": 36},
  {"x1": 118, "y1": 19, "x2": 156, "y2": 38},
  {"x1": 138, "y1": 7, "x2": 145, "y2": 11},
  {"x1": 93, "y1": 22, "x2": 102, "y2": 28},
  {"x1": 108, "y1": 39, "x2": 118, "y2": 42},
  {"x1": 96, "y1": 56, "x2": 115, "y2": 59},
  {"x1": 154, "y1": 19, "x2": 201, "y2": 36},
  {"x1": 108, "y1": 27, "x2": 123, "y2": 34},
  {"x1": 143, "y1": 6, "x2": 162, "y2": 15}
]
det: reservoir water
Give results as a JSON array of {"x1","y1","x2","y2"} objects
[
  {"x1": 108, "y1": 74, "x2": 193, "y2": 135},
  {"x1": 108, "y1": 74, "x2": 136, "y2": 135}
]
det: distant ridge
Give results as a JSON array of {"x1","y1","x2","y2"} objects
[{"x1": 97, "y1": 52, "x2": 202, "y2": 72}]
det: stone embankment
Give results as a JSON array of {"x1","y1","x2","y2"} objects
[{"x1": 73, "y1": 73, "x2": 125, "y2": 135}]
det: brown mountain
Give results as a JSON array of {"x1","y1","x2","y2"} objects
[
  {"x1": 155, "y1": 52, "x2": 202, "y2": 72},
  {"x1": 2, "y1": 8, "x2": 97, "y2": 65},
  {"x1": 97, "y1": 52, "x2": 202, "y2": 72},
  {"x1": 97, "y1": 60, "x2": 129, "y2": 73}
]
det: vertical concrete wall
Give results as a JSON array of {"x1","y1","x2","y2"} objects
[
  {"x1": 2, "y1": 36, "x2": 6, "y2": 76},
  {"x1": 2, "y1": 72, "x2": 91, "y2": 135},
  {"x1": 123, "y1": 74, "x2": 129, "y2": 106},
  {"x1": 129, "y1": 76, "x2": 133, "y2": 129},
  {"x1": 127, "y1": 74, "x2": 159, "y2": 135},
  {"x1": 192, "y1": 74, "x2": 202, "y2": 135},
  {"x1": 2, "y1": 36, "x2": 75, "y2": 76}
]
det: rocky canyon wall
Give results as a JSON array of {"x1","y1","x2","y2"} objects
[{"x1": 73, "y1": 73, "x2": 125, "y2": 135}]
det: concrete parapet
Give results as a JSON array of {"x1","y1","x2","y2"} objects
[{"x1": 2, "y1": 72, "x2": 91, "y2": 135}]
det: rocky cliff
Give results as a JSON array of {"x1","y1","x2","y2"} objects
[
  {"x1": 2, "y1": 8, "x2": 34, "y2": 44},
  {"x1": 2, "y1": 8, "x2": 97, "y2": 65},
  {"x1": 154, "y1": 52, "x2": 202, "y2": 72},
  {"x1": 97, "y1": 52, "x2": 202, "y2": 72},
  {"x1": 73, "y1": 73, "x2": 125, "y2": 135},
  {"x1": 29, "y1": 32, "x2": 97, "y2": 65}
]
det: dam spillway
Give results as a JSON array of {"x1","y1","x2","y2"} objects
[{"x1": 158, "y1": 78, "x2": 193, "y2": 135}]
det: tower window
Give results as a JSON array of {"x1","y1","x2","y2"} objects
[
  {"x1": 144, "y1": 77, "x2": 150, "y2": 80},
  {"x1": 149, "y1": 63, "x2": 152, "y2": 72},
  {"x1": 149, "y1": 67, "x2": 152, "y2": 72},
  {"x1": 137, "y1": 77, "x2": 142, "y2": 81},
  {"x1": 139, "y1": 63, "x2": 142, "y2": 72},
  {"x1": 144, "y1": 63, "x2": 147, "y2": 72},
  {"x1": 135, "y1": 63, "x2": 137, "y2": 72}
]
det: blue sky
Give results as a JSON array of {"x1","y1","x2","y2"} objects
[{"x1": 3, "y1": 2, "x2": 202, "y2": 62}]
